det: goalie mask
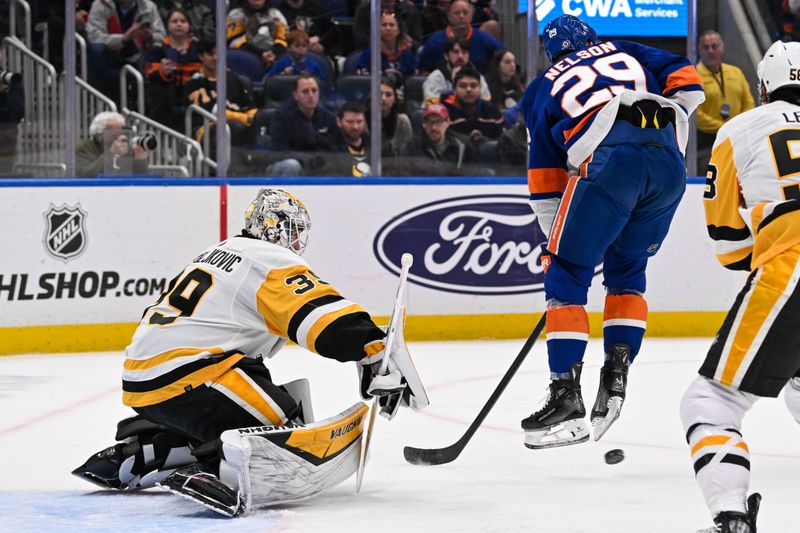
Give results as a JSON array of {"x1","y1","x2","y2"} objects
[{"x1": 244, "y1": 189, "x2": 311, "y2": 255}]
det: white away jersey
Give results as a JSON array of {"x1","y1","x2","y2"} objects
[
  {"x1": 705, "y1": 100, "x2": 800, "y2": 270},
  {"x1": 122, "y1": 236, "x2": 384, "y2": 408}
]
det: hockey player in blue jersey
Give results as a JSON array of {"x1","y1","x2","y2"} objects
[{"x1": 520, "y1": 15, "x2": 705, "y2": 449}]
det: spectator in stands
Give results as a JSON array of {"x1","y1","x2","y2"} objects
[
  {"x1": 325, "y1": 101, "x2": 371, "y2": 176},
  {"x1": 354, "y1": 0, "x2": 422, "y2": 50},
  {"x1": 695, "y1": 30, "x2": 755, "y2": 173},
  {"x1": 485, "y1": 49, "x2": 523, "y2": 111},
  {"x1": 87, "y1": 0, "x2": 166, "y2": 98},
  {"x1": 398, "y1": 102, "x2": 478, "y2": 175},
  {"x1": 419, "y1": 0, "x2": 497, "y2": 40},
  {"x1": 184, "y1": 41, "x2": 258, "y2": 150},
  {"x1": 417, "y1": 0, "x2": 503, "y2": 74},
  {"x1": 75, "y1": 111, "x2": 150, "y2": 178},
  {"x1": 266, "y1": 28, "x2": 330, "y2": 88},
  {"x1": 0, "y1": 50, "x2": 23, "y2": 176},
  {"x1": 227, "y1": 0, "x2": 289, "y2": 71},
  {"x1": 497, "y1": 108, "x2": 526, "y2": 173},
  {"x1": 143, "y1": 8, "x2": 203, "y2": 130},
  {"x1": 768, "y1": 0, "x2": 797, "y2": 41},
  {"x1": 154, "y1": 0, "x2": 214, "y2": 42},
  {"x1": 419, "y1": 0, "x2": 449, "y2": 39},
  {"x1": 376, "y1": 77, "x2": 413, "y2": 156},
  {"x1": 76, "y1": 1, "x2": 92, "y2": 34},
  {"x1": 278, "y1": 0, "x2": 340, "y2": 56},
  {"x1": 355, "y1": 11, "x2": 417, "y2": 83},
  {"x1": 422, "y1": 35, "x2": 490, "y2": 105},
  {"x1": 467, "y1": 0, "x2": 499, "y2": 39},
  {"x1": 442, "y1": 65, "x2": 503, "y2": 142},
  {"x1": 269, "y1": 74, "x2": 337, "y2": 167}
]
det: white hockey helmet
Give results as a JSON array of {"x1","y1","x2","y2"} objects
[
  {"x1": 757, "y1": 41, "x2": 800, "y2": 98},
  {"x1": 244, "y1": 189, "x2": 311, "y2": 255}
]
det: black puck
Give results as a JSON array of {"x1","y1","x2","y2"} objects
[{"x1": 604, "y1": 448, "x2": 625, "y2": 465}]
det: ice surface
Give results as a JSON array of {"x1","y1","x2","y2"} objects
[{"x1": 0, "y1": 339, "x2": 796, "y2": 532}]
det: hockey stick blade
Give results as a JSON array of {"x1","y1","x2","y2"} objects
[
  {"x1": 403, "y1": 315, "x2": 546, "y2": 466},
  {"x1": 403, "y1": 441, "x2": 465, "y2": 466}
]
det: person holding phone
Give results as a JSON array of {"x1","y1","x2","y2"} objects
[{"x1": 86, "y1": 0, "x2": 166, "y2": 97}]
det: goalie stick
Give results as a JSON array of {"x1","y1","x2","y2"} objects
[
  {"x1": 403, "y1": 314, "x2": 546, "y2": 466},
  {"x1": 356, "y1": 252, "x2": 414, "y2": 492}
]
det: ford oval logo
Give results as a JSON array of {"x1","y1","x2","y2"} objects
[{"x1": 373, "y1": 194, "x2": 550, "y2": 295}]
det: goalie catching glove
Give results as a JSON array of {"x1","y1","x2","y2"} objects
[{"x1": 357, "y1": 332, "x2": 429, "y2": 420}]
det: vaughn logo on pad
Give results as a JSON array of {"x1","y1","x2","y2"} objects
[
  {"x1": 43, "y1": 204, "x2": 87, "y2": 262},
  {"x1": 373, "y1": 195, "x2": 549, "y2": 295}
]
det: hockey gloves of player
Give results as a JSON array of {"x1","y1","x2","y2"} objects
[
  {"x1": 529, "y1": 197, "x2": 559, "y2": 238},
  {"x1": 357, "y1": 349, "x2": 407, "y2": 420}
]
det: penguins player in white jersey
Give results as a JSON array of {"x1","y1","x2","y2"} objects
[
  {"x1": 681, "y1": 41, "x2": 800, "y2": 533},
  {"x1": 72, "y1": 189, "x2": 427, "y2": 516}
]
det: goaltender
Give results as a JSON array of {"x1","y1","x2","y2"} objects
[{"x1": 72, "y1": 189, "x2": 428, "y2": 516}]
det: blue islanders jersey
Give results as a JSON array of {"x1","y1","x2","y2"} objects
[{"x1": 521, "y1": 40, "x2": 704, "y2": 202}]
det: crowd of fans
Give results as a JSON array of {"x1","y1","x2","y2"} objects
[
  {"x1": 0, "y1": 1, "x2": 779, "y2": 178},
  {"x1": 67, "y1": 0, "x2": 525, "y2": 177}
]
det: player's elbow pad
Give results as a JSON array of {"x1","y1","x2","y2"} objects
[{"x1": 529, "y1": 197, "x2": 560, "y2": 237}]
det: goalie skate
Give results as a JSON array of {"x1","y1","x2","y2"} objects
[{"x1": 159, "y1": 464, "x2": 244, "y2": 518}]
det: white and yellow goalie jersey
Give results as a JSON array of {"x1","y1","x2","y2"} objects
[
  {"x1": 122, "y1": 235, "x2": 384, "y2": 408},
  {"x1": 705, "y1": 99, "x2": 800, "y2": 271}
]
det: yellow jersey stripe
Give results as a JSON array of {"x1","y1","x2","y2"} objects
[
  {"x1": 706, "y1": 137, "x2": 748, "y2": 235},
  {"x1": 122, "y1": 354, "x2": 244, "y2": 407},
  {"x1": 216, "y1": 370, "x2": 284, "y2": 425},
  {"x1": 716, "y1": 245, "x2": 753, "y2": 268},
  {"x1": 721, "y1": 257, "x2": 794, "y2": 385},
  {"x1": 256, "y1": 265, "x2": 341, "y2": 337},
  {"x1": 124, "y1": 346, "x2": 226, "y2": 371}
]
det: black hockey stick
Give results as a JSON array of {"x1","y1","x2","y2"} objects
[{"x1": 403, "y1": 314, "x2": 546, "y2": 466}]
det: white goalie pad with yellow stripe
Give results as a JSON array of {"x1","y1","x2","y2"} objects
[{"x1": 219, "y1": 402, "x2": 369, "y2": 512}]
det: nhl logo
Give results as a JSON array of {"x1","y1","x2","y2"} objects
[{"x1": 43, "y1": 203, "x2": 87, "y2": 261}]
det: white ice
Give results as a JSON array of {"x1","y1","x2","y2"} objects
[{"x1": 0, "y1": 339, "x2": 796, "y2": 532}]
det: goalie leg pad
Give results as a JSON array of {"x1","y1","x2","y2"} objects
[
  {"x1": 225, "y1": 402, "x2": 368, "y2": 511},
  {"x1": 160, "y1": 403, "x2": 369, "y2": 515}
]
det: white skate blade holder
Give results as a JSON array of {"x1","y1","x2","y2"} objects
[
  {"x1": 524, "y1": 418, "x2": 590, "y2": 449},
  {"x1": 591, "y1": 396, "x2": 623, "y2": 442}
]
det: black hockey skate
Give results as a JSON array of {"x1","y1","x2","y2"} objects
[
  {"x1": 699, "y1": 493, "x2": 761, "y2": 533},
  {"x1": 521, "y1": 362, "x2": 590, "y2": 449},
  {"x1": 158, "y1": 464, "x2": 244, "y2": 518},
  {"x1": 71, "y1": 442, "x2": 139, "y2": 490},
  {"x1": 590, "y1": 344, "x2": 630, "y2": 441}
]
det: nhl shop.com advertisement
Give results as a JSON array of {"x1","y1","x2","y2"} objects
[{"x1": 0, "y1": 186, "x2": 217, "y2": 327}]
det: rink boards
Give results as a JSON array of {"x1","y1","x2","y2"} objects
[{"x1": 0, "y1": 177, "x2": 745, "y2": 354}]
